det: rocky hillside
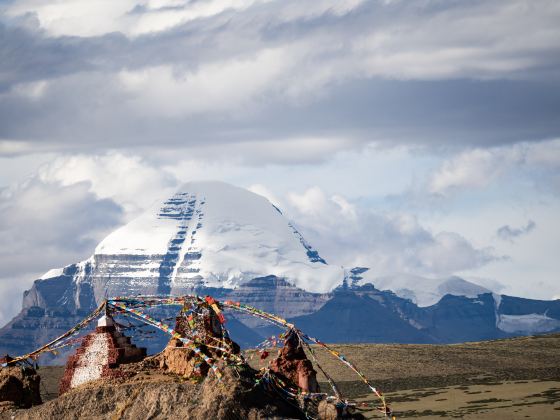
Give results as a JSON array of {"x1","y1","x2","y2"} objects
[{"x1": 2, "y1": 363, "x2": 309, "y2": 420}]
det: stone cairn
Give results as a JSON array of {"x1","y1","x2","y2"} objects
[
  {"x1": 158, "y1": 299, "x2": 241, "y2": 379},
  {"x1": 157, "y1": 300, "x2": 327, "y2": 416},
  {"x1": 270, "y1": 328, "x2": 320, "y2": 393},
  {"x1": 59, "y1": 315, "x2": 146, "y2": 394}
]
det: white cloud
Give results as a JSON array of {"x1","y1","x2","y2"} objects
[
  {"x1": 429, "y1": 148, "x2": 518, "y2": 195},
  {"x1": 0, "y1": 152, "x2": 183, "y2": 325},
  {"x1": 11, "y1": 80, "x2": 50, "y2": 100},
  {"x1": 117, "y1": 48, "x2": 292, "y2": 117},
  {"x1": 284, "y1": 186, "x2": 497, "y2": 277},
  {"x1": 416, "y1": 232, "x2": 495, "y2": 275},
  {"x1": 421, "y1": 191, "x2": 560, "y2": 301},
  {"x1": 429, "y1": 139, "x2": 560, "y2": 196},
  {"x1": 128, "y1": 0, "x2": 276, "y2": 37},
  {"x1": 5, "y1": 0, "x2": 138, "y2": 37},
  {"x1": 156, "y1": 137, "x2": 354, "y2": 167},
  {"x1": 2, "y1": 1, "x2": 559, "y2": 155},
  {"x1": 247, "y1": 183, "x2": 281, "y2": 207},
  {"x1": 0, "y1": 0, "x2": 559, "y2": 325},
  {"x1": 6, "y1": 0, "x2": 365, "y2": 37},
  {"x1": 36, "y1": 152, "x2": 178, "y2": 217},
  {"x1": 0, "y1": 140, "x2": 38, "y2": 156},
  {"x1": 0, "y1": 179, "x2": 124, "y2": 325}
]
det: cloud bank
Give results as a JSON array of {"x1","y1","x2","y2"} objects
[{"x1": 1, "y1": 0, "x2": 560, "y2": 156}]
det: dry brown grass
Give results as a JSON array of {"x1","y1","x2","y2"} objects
[{"x1": 30, "y1": 333, "x2": 560, "y2": 418}]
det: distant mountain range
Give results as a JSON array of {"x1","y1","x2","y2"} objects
[{"x1": 1, "y1": 181, "x2": 559, "y2": 361}]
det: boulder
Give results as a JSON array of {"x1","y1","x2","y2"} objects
[{"x1": 0, "y1": 365, "x2": 41, "y2": 410}]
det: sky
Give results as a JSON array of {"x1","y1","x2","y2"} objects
[{"x1": 0, "y1": 0, "x2": 559, "y2": 325}]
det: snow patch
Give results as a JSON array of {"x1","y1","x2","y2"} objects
[
  {"x1": 497, "y1": 313, "x2": 560, "y2": 334},
  {"x1": 493, "y1": 293, "x2": 502, "y2": 310},
  {"x1": 40, "y1": 267, "x2": 64, "y2": 279}
]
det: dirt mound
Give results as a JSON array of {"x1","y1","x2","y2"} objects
[
  {"x1": 5, "y1": 362, "x2": 305, "y2": 420},
  {"x1": 0, "y1": 365, "x2": 41, "y2": 411}
]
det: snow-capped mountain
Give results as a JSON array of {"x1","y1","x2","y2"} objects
[
  {"x1": 365, "y1": 273, "x2": 491, "y2": 307},
  {"x1": 35, "y1": 181, "x2": 344, "y2": 308},
  {"x1": 344, "y1": 267, "x2": 491, "y2": 307},
  {"x1": 1, "y1": 181, "x2": 559, "y2": 362}
]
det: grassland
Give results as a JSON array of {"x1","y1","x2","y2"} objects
[
  {"x1": 38, "y1": 333, "x2": 560, "y2": 418},
  {"x1": 248, "y1": 333, "x2": 560, "y2": 418}
]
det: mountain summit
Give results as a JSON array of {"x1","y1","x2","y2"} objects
[{"x1": 38, "y1": 181, "x2": 344, "y2": 308}]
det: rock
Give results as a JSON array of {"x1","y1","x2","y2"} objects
[
  {"x1": 158, "y1": 299, "x2": 240, "y2": 379},
  {"x1": 317, "y1": 400, "x2": 339, "y2": 420},
  {"x1": 269, "y1": 329, "x2": 319, "y2": 393},
  {"x1": 0, "y1": 365, "x2": 41, "y2": 409},
  {"x1": 158, "y1": 339, "x2": 202, "y2": 378},
  {"x1": 316, "y1": 399, "x2": 367, "y2": 420},
  {"x1": 12, "y1": 364, "x2": 305, "y2": 420}
]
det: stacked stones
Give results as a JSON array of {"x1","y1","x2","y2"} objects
[
  {"x1": 59, "y1": 315, "x2": 146, "y2": 394},
  {"x1": 269, "y1": 329, "x2": 320, "y2": 393},
  {"x1": 158, "y1": 302, "x2": 240, "y2": 378}
]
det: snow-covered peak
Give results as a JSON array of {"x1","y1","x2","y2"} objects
[
  {"x1": 94, "y1": 181, "x2": 343, "y2": 293},
  {"x1": 361, "y1": 273, "x2": 491, "y2": 307},
  {"x1": 40, "y1": 267, "x2": 64, "y2": 280}
]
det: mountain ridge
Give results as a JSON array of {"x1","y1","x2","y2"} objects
[{"x1": 1, "y1": 181, "x2": 559, "y2": 362}]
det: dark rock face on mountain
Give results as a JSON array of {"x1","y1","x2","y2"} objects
[
  {"x1": 499, "y1": 295, "x2": 560, "y2": 318},
  {"x1": 422, "y1": 294, "x2": 507, "y2": 343},
  {"x1": 0, "y1": 276, "x2": 332, "y2": 362},
  {"x1": 290, "y1": 288, "x2": 434, "y2": 344},
  {"x1": 289, "y1": 285, "x2": 560, "y2": 345}
]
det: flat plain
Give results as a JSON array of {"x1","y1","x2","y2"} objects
[{"x1": 248, "y1": 333, "x2": 560, "y2": 418}]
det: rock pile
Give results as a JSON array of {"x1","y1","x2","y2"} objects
[
  {"x1": 59, "y1": 315, "x2": 146, "y2": 394},
  {"x1": 158, "y1": 300, "x2": 240, "y2": 379},
  {"x1": 270, "y1": 329, "x2": 320, "y2": 393},
  {"x1": 0, "y1": 363, "x2": 41, "y2": 411},
  {"x1": 11, "y1": 363, "x2": 306, "y2": 420}
]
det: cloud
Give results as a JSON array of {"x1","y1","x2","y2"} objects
[
  {"x1": 247, "y1": 183, "x2": 281, "y2": 207},
  {"x1": 5, "y1": 0, "x2": 276, "y2": 37},
  {"x1": 429, "y1": 147, "x2": 520, "y2": 195},
  {"x1": 0, "y1": 179, "x2": 124, "y2": 325},
  {"x1": 497, "y1": 220, "x2": 536, "y2": 242},
  {"x1": 117, "y1": 49, "x2": 292, "y2": 117},
  {"x1": 1, "y1": 1, "x2": 560, "y2": 157},
  {"x1": 0, "y1": 0, "x2": 559, "y2": 320},
  {"x1": 428, "y1": 139, "x2": 560, "y2": 196},
  {"x1": 282, "y1": 186, "x2": 497, "y2": 277},
  {"x1": 36, "y1": 152, "x2": 178, "y2": 217},
  {"x1": 0, "y1": 152, "x2": 181, "y2": 325},
  {"x1": 6, "y1": 0, "x2": 560, "y2": 80}
]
